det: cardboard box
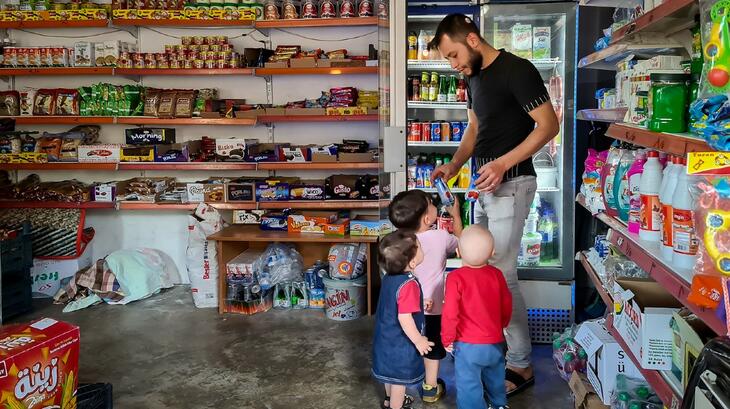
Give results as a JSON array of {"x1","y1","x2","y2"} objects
[
  {"x1": 204, "y1": 184, "x2": 226, "y2": 203},
  {"x1": 125, "y1": 128, "x2": 176, "y2": 145},
  {"x1": 115, "y1": 177, "x2": 173, "y2": 202},
  {"x1": 279, "y1": 146, "x2": 310, "y2": 162},
  {"x1": 155, "y1": 141, "x2": 200, "y2": 163},
  {"x1": 287, "y1": 211, "x2": 339, "y2": 234},
  {"x1": 351, "y1": 216, "x2": 393, "y2": 236},
  {"x1": 246, "y1": 143, "x2": 286, "y2": 162},
  {"x1": 325, "y1": 174, "x2": 361, "y2": 200},
  {"x1": 284, "y1": 108, "x2": 326, "y2": 116},
  {"x1": 264, "y1": 107, "x2": 287, "y2": 116},
  {"x1": 31, "y1": 244, "x2": 93, "y2": 298},
  {"x1": 92, "y1": 183, "x2": 116, "y2": 202},
  {"x1": 574, "y1": 320, "x2": 643, "y2": 405},
  {"x1": 324, "y1": 218, "x2": 350, "y2": 236},
  {"x1": 569, "y1": 372, "x2": 610, "y2": 409},
  {"x1": 0, "y1": 318, "x2": 79, "y2": 408},
  {"x1": 312, "y1": 153, "x2": 338, "y2": 163},
  {"x1": 73, "y1": 41, "x2": 94, "y2": 67},
  {"x1": 120, "y1": 146, "x2": 155, "y2": 162},
  {"x1": 226, "y1": 182, "x2": 255, "y2": 203},
  {"x1": 216, "y1": 138, "x2": 257, "y2": 161},
  {"x1": 185, "y1": 183, "x2": 205, "y2": 203},
  {"x1": 77, "y1": 144, "x2": 121, "y2": 163},
  {"x1": 339, "y1": 151, "x2": 375, "y2": 163},
  {"x1": 226, "y1": 249, "x2": 263, "y2": 283},
  {"x1": 289, "y1": 182, "x2": 325, "y2": 201},
  {"x1": 330, "y1": 59, "x2": 366, "y2": 67},
  {"x1": 232, "y1": 209, "x2": 266, "y2": 225},
  {"x1": 256, "y1": 181, "x2": 291, "y2": 202},
  {"x1": 264, "y1": 61, "x2": 288, "y2": 69},
  {"x1": 260, "y1": 211, "x2": 289, "y2": 231},
  {"x1": 289, "y1": 57, "x2": 317, "y2": 68},
  {"x1": 670, "y1": 310, "x2": 713, "y2": 388},
  {"x1": 613, "y1": 278, "x2": 682, "y2": 370},
  {"x1": 235, "y1": 109, "x2": 265, "y2": 119},
  {"x1": 326, "y1": 106, "x2": 368, "y2": 116}
]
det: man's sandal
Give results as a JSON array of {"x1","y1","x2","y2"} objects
[{"x1": 505, "y1": 368, "x2": 535, "y2": 397}]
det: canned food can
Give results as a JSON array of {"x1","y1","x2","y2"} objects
[
  {"x1": 199, "y1": 44, "x2": 210, "y2": 52},
  {"x1": 440, "y1": 122, "x2": 450, "y2": 141},
  {"x1": 216, "y1": 59, "x2": 226, "y2": 69},
  {"x1": 205, "y1": 59, "x2": 215, "y2": 69},
  {"x1": 170, "y1": 59, "x2": 180, "y2": 69},
  {"x1": 156, "y1": 53, "x2": 166, "y2": 61},
  {"x1": 450, "y1": 121, "x2": 462, "y2": 141},
  {"x1": 217, "y1": 35, "x2": 227, "y2": 45},
  {"x1": 430, "y1": 122, "x2": 441, "y2": 142},
  {"x1": 217, "y1": 51, "x2": 228, "y2": 60},
  {"x1": 181, "y1": 36, "x2": 193, "y2": 45},
  {"x1": 421, "y1": 122, "x2": 431, "y2": 141},
  {"x1": 146, "y1": 60, "x2": 157, "y2": 69},
  {"x1": 164, "y1": 44, "x2": 173, "y2": 54},
  {"x1": 209, "y1": 44, "x2": 221, "y2": 52},
  {"x1": 221, "y1": 44, "x2": 233, "y2": 52},
  {"x1": 174, "y1": 45, "x2": 184, "y2": 53},
  {"x1": 193, "y1": 59, "x2": 204, "y2": 69},
  {"x1": 205, "y1": 36, "x2": 216, "y2": 45},
  {"x1": 183, "y1": 59, "x2": 194, "y2": 69},
  {"x1": 193, "y1": 36, "x2": 205, "y2": 46},
  {"x1": 158, "y1": 59, "x2": 169, "y2": 69}
]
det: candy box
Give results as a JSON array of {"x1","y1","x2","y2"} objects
[
  {"x1": 350, "y1": 215, "x2": 392, "y2": 236},
  {"x1": 232, "y1": 209, "x2": 266, "y2": 225},
  {"x1": 289, "y1": 181, "x2": 325, "y2": 201},
  {"x1": 77, "y1": 145, "x2": 121, "y2": 163},
  {"x1": 226, "y1": 181, "x2": 255, "y2": 203},
  {"x1": 260, "y1": 211, "x2": 289, "y2": 231},
  {"x1": 325, "y1": 174, "x2": 362, "y2": 200},
  {"x1": 324, "y1": 218, "x2": 350, "y2": 236},
  {"x1": 215, "y1": 137, "x2": 257, "y2": 161},
  {"x1": 256, "y1": 178, "x2": 299, "y2": 201},
  {"x1": 125, "y1": 127, "x2": 176, "y2": 145},
  {"x1": 287, "y1": 211, "x2": 339, "y2": 234},
  {"x1": 245, "y1": 143, "x2": 286, "y2": 162},
  {"x1": 0, "y1": 318, "x2": 79, "y2": 409}
]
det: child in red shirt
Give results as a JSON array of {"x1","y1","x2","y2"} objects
[{"x1": 442, "y1": 225, "x2": 512, "y2": 409}]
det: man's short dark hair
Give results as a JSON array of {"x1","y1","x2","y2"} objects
[
  {"x1": 429, "y1": 13, "x2": 483, "y2": 50},
  {"x1": 388, "y1": 190, "x2": 432, "y2": 231},
  {"x1": 378, "y1": 230, "x2": 418, "y2": 275}
]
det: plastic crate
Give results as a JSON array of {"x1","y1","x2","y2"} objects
[
  {"x1": 78, "y1": 383, "x2": 113, "y2": 409},
  {"x1": 0, "y1": 223, "x2": 33, "y2": 275},
  {"x1": 1, "y1": 277, "x2": 32, "y2": 322}
]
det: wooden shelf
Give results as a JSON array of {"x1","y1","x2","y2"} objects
[
  {"x1": 611, "y1": 0, "x2": 698, "y2": 45},
  {"x1": 576, "y1": 194, "x2": 726, "y2": 335},
  {"x1": 605, "y1": 314, "x2": 683, "y2": 408},
  {"x1": 0, "y1": 67, "x2": 115, "y2": 76},
  {"x1": 576, "y1": 108, "x2": 627, "y2": 123},
  {"x1": 0, "y1": 201, "x2": 114, "y2": 209},
  {"x1": 115, "y1": 117, "x2": 257, "y2": 126},
  {"x1": 9, "y1": 116, "x2": 115, "y2": 125},
  {"x1": 606, "y1": 123, "x2": 712, "y2": 155},
  {"x1": 254, "y1": 17, "x2": 377, "y2": 28},
  {"x1": 0, "y1": 20, "x2": 108, "y2": 29},
  {"x1": 0, "y1": 162, "x2": 117, "y2": 171},
  {"x1": 578, "y1": 43, "x2": 685, "y2": 70},
  {"x1": 118, "y1": 202, "x2": 256, "y2": 210},
  {"x1": 578, "y1": 251, "x2": 614, "y2": 307},
  {"x1": 115, "y1": 68, "x2": 254, "y2": 76},
  {"x1": 257, "y1": 114, "x2": 378, "y2": 123},
  {"x1": 112, "y1": 18, "x2": 254, "y2": 27},
  {"x1": 117, "y1": 162, "x2": 257, "y2": 171},
  {"x1": 208, "y1": 224, "x2": 377, "y2": 243},
  {"x1": 256, "y1": 66, "x2": 377, "y2": 76},
  {"x1": 259, "y1": 200, "x2": 381, "y2": 210},
  {"x1": 257, "y1": 162, "x2": 380, "y2": 170}
]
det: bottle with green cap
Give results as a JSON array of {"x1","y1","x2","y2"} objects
[{"x1": 616, "y1": 391, "x2": 632, "y2": 409}]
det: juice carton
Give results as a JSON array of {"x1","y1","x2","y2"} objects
[{"x1": 0, "y1": 318, "x2": 80, "y2": 409}]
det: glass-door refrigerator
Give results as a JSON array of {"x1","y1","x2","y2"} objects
[{"x1": 400, "y1": 1, "x2": 577, "y2": 342}]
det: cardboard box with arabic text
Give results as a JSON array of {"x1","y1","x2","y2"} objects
[{"x1": 0, "y1": 318, "x2": 79, "y2": 409}]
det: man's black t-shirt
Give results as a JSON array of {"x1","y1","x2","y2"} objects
[{"x1": 466, "y1": 50, "x2": 550, "y2": 179}]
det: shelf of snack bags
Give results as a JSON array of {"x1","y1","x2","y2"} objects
[
  {"x1": 255, "y1": 16, "x2": 378, "y2": 28},
  {"x1": 576, "y1": 108, "x2": 628, "y2": 123},
  {"x1": 0, "y1": 8, "x2": 109, "y2": 29},
  {"x1": 576, "y1": 193, "x2": 727, "y2": 335},
  {"x1": 256, "y1": 66, "x2": 377, "y2": 76},
  {"x1": 605, "y1": 123, "x2": 713, "y2": 156},
  {"x1": 257, "y1": 114, "x2": 377, "y2": 123},
  {"x1": 609, "y1": 0, "x2": 698, "y2": 45}
]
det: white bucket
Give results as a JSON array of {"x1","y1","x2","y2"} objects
[
  {"x1": 533, "y1": 151, "x2": 558, "y2": 188},
  {"x1": 323, "y1": 275, "x2": 367, "y2": 321}
]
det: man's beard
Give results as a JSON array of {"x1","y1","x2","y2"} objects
[{"x1": 467, "y1": 47, "x2": 483, "y2": 77}]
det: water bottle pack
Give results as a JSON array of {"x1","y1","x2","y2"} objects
[
  {"x1": 610, "y1": 375, "x2": 662, "y2": 409},
  {"x1": 551, "y1": 326, "x2": 588, "y2": 381}
]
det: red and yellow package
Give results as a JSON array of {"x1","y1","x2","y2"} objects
[{"x1": 0, "y1": 318, "x2": 79, "y2": 409}]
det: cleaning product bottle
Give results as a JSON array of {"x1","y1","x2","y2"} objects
[
  {"x1": 601, "y1": 144, "x2": 624, "y2": 217},
  {"x1": 639, "y1": 150, "x2": 663, "y2": 241},
  {"x1": 660, "y1": 156, "x2": 680, "y2": 260},
  {"x1": 519, "y1": 194, "x2": 541, "y2": 266},
  {"x1": 614, "y1": 148, "x2": 636, "y2": 223},
  {"x1": 627, "y1": 150, "x2": 646, "y2": 233},
  {"x1": 538, "y1": 207, "x2": 556, "y2": 262},
  {"x1": 671, "y1": 159, "x2": 699, "y2": 269}
]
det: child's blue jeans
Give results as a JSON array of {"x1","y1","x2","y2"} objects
[{"x1": 453, "y1": 341, "x2": 506, "y2": 409}]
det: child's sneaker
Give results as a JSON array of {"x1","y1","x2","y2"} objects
[{"x1": 421, "y1": 378, "x2": 446, "y2": 403}]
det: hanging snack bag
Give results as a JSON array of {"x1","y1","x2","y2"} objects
[
  {"x1": 339, "y1": 0, "x2": 355, "y2": 17},
  {"x1": 157, "y1": 90, "x2": 178, "y2": 118},
  {"x1": 33, "y1": 89, "x2": 56, "y2": 116},
  {"x1": 301, "y1": 0, "x2": 317, "y2": 18},
  {"x1": 174, "y1": 90, "x2": 195, "y2": 118},
  {"x1": 358, "y1": 0, "x2": 372, "y2": 16},
  {"x1": 19, "y1": 89, "x2": 35, "y2": 116},
  {"x1": 143, "y1": 88, "x2": 162, "y2": 117},
  {"x1": 55, "y1": 89, "x2": 80, "y2": 116},
  {"x1": 35, "y1": 136, "x2": 63, "y2": 161},
  {"x1": 282, "y1": 0, "x2": 298, "y2": 18},
  {"x1": 320, "y1": 0, "x2": 335, "y2": 18},
  {"x1": 0, "y1": 91, "x2": 20, "y2": 116}
]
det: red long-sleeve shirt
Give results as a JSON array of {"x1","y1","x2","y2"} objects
[{"x1": 441, "y1": 265, "x2": 512, "y2": 347}]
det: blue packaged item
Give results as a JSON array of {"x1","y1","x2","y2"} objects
[
  {"x1": 308, "y1": 288, "x2": 325, "y2": 309},
  {"x1": 690, "y1": 95, "x2": 730, "y2": 151},
  {"x1": 465, "y1": 171, "x2": 480, "y2": 202},
  {"x1": 431, "y1": 122, "x2": 441, "y2": 141},
  {"x1": 416, "y1": 165, "x2": 425, "y2": 188},
  {"x1": 434, "y1": 177, "x2": 455, "y2": 206},
  {"x1": 451, "y1": 121, "x2": 463, "y2": 141},
  {"x1": 256, "y1": 182, "x2": 290, "y2": 201},
  {"x1": 423, "y1": 165, "x2": 434, "y2": 188},
  {"x1": 260, "y1": 211, "x2": 289, "y2": 231}
]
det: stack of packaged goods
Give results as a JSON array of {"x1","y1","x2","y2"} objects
[
  {"x1": 407, "y1": 120, "x2": 465, "y2": 142},
  {"x1": 117, "y1": 35, "x2": 241, "y2": 69},
  {"x1": 263, "y1": 0, "x2": 375, "y2": 19},
  {"x1": 112, "y1": 0, "x2": 260, "y2": 21}
]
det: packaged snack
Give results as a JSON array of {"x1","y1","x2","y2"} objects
[
  {"x1": 19, "y1": 88, "x2": 35, "y2": 116},
  {"x1": 33, "y1": 89, "x2": 56, "y2": 116},
  {"x1": 326, "y1": 49, "x2": 347, "y2": 59},
  {"x1": 143, "y1": 88, "x2": 161, "y2": 117},
  {"x1": 20, "y1": 134, "x2": 36, "y2": 152},
  {"x1": 35, "y1": 136, "x2": 63, "y2": 161},
  {"x1": 339, "y1": 0, "x2": 354, "y2": 17},
  {"x1": 157, "y1": 90, "x2": 177, "y2": 118},
  {"x1": 282, "y1": 0, "x2": 297, "y2": 18},
  {"x1": 320, "y1": 0, "x2": 335, "y2": 17},
  {"x1": 0, "y1": 90, "x2": 20, "y2": 116},
  {"x1": 301, "y1": 0, "x2": 316, "y2": 17},
  {"x1": 358, "y1": 0, "x2": 372, "y2": 16},
  {"x1": 55, "y1": 89, "x2": 80, "y2": 116},
  {"x1": 174, "y1": 90, "x2": 195, "y2": 118}
]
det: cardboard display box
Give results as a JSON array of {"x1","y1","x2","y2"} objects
[
  {"x1": 204, "y1": 183, "x2": 226, "y2": 203},
  {"x1": 574, "y1": 320, "x2": 643, "y2": 405},
  {"x1": 279, "y1": 146, "x2": 311, "y2": 162},
  {"x1": 125, "y1": 127, "x2": 176, "y2": 145},
  {"x1": 289, "y1": 57, "x2": 317, "y2": 68},
  {"x1": 234, "y1": 108, "x2": 266, "y2": 119},
  {"x1": 338, "y1": 151, "x2": 375, "y2": 163},
  {"x1": 287, "y1": 211, "x2": 339, "y2": 234},
  {"x1": 264, "y1": 61, "x2": 288, "y2": 69},
  {"x1": 91, "y1": 183, "x2": 116, "y2": 202},
  {"x1": 78, "y1": 144, "x2": 121, "y2": 163},
  {"x1": 120, "y1": 146, "x2": 155, "y2": 162},
  {"x1": 255, "y1": 178, "x2": 299, "y2": 202},
  {"x1": 215, "y1": 138, "x2": 257, "y2": 162},
  {"x1": 324, "y1": 218, "x2": 350, "y2": 236},
  {"x1": 260, "y1": 211, "x2": 289, "y2": 231},
  {"x1": 155, "y1": 141, "x2": 201, "y2": 163},
  {"x1": 232, "y1": 209, "x2": 266, "y2": 225},
  {"x1": 246, "y1": 143, "x2": 287, "y2": 162},
  {"x1": 350, "y1": 215, "x2": 393, "y2": 236},
  {"x1": 226, "y1": 249, "x2": 264, "y2": 283},
  {"x1": 264, "y1": 107, "x2": 287, "y2": 116},
  {"x1": 0, "y1": 318, "x2": 80, "y2": 408},
  {"x1": 31, "y1": 244, "x2": 93, "y2": 298},
  {"x1": 569, "y1": 372, "x2": 610, "y2": 409},
  {"x1": 185, "y1": 183, "x2": 205, "y2": 203},
  {"x1": 670, "y1": 310, "x2": 714, "y2": 389},
  {"x1": 115, "y1": 177, "x2": 174, "y2": 202},
  {"x1": 289, "y1": 181, "x2": 325, "y2": 201},
  {"x1": 613, "y1": 278, "x2": 682, "y2": 370},
  {"x1": 226, "y1": 181, "x2": 256, "y2": 203},
  {"x1": 284, "y1": 108, "x2": 326, "y2": 116}
]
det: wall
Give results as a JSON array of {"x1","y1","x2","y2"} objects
[{"x1": 9, "y1": 24, "x2": 380, "y2": 282}]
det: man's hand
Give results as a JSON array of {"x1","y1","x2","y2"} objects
[
  {"x1": 445, "y1": 344, "x2": 454, "y2": 353},
  {"x1": 444, "y1": 195, "x2": 461, "y2": 220},
  {"x1": 414, "y1": 336, "x2": 435, "y2": 356},
  {"x1": 424, "y1": 298, "x2": 434, "y2": 312},
  {"x1": 474, "y1": 159, "x2": 508, "y2": 193},
  {"x1": 431, "y1": 162, "x2": 459, "y2": 183}
]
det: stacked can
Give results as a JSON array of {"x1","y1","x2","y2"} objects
[
  {"x1": 118, "y1": 35, "x2": 239, "y2": 69},
  {"x1": 407, "y1": 120, "x2": 467, "y2": 142}
]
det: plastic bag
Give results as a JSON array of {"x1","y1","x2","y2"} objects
[
  {"x1": 605, "y1": 251, "x2": 648, "y2": 298},
  {"x1": 610, "y1": 374, "x2": 663, "y2": 409},
  {"x1": 552, "y1": 325, "x2": 587, "y2": 381},
  {"x1": 187, "y1": 203, "x2": 225, "y2": 308},
  {"x1": 254, "y1": 243, "x2": 304, "y2": 290},
  {"x1": 328, "y1": 243, "x2": 367, "y2": 280}
]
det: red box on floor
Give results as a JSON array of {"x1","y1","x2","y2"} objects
[{"x1": 0, "y1": 318, "x2": 80, "y2": 408}]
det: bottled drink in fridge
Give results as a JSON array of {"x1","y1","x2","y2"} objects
[
  {"x1": 456, "y1": 76, "x2": 467, "y2": 102},
  {"x1": 411, "y1": 76, "x2": 420, "y2": 101},
  {"x1": 420, "y1": 71, "x2": 429, "y2": 101},
  {"x1": 407, "y1": 31, "x2": 418, "y2": 60},
  {"x1": 437, "y1": 74, "x2": 448, "y2": 102},
  {"x1": 417, "y1": 30, "x2": 430, "y2": 60},
  {"x1": 428, "y1": 72, "x2": 439, "y2": 102},
  {"x1": 447, "y1": 74, "x2": 457, "y2": 102}
]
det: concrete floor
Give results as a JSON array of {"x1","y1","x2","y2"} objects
[{"x1": 20, "y1": 286, "x2": 573, "y2": 409}]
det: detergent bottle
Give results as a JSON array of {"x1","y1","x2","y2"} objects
[
  {"x1": 671, "y1": 159, "x2": 699, "y2": 270},
  {"x1": 659, "y1": 156, "x2": 680, "y2": 260},
  {"x1": 601, "y1": 144, "x2": 624, "y2": 217},
  {"x1": 639, "y1": 150, "x2": 663, "y2": 242},
  {"x1": 614, "y1": 148, "x2": 637, "y2": 223},
  {"x1": 627, "y1": 150, "x2": 646, "y2": 233}
]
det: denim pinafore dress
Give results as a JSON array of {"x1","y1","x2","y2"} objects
[{"x1": 371, "y1": 273, "x2": 425, "y2": 385}]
